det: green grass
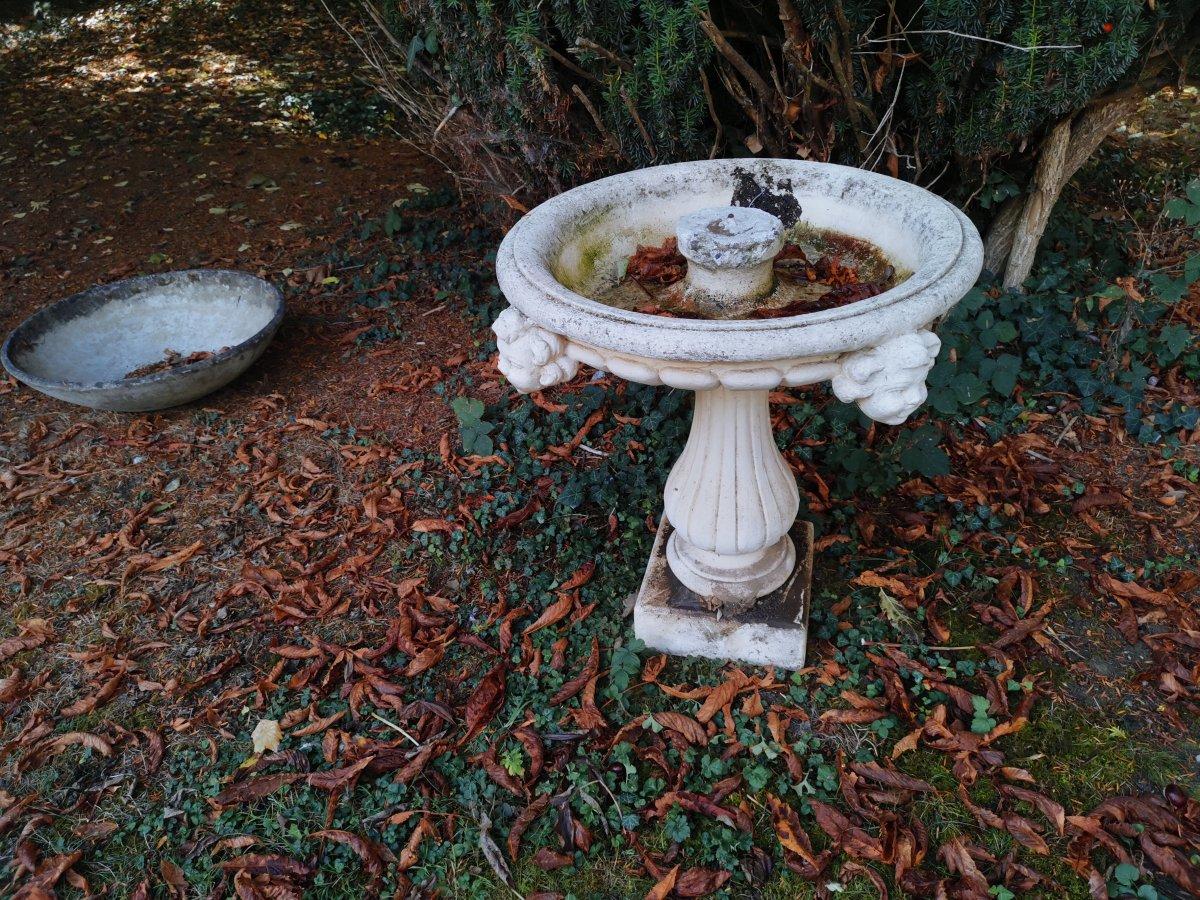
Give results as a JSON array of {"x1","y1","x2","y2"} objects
[
  {"x1": 875, "y1": 711, "x2": 1195, "y2": 900},
  {"x1": 1005, "y1": 701, "x2": 1190, "y2": 809},
  {"x1": 510, "y1": 850, "x2": 652, "y2": 899}
]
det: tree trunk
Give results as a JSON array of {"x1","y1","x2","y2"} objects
[
  {"x1": 982, "y1": 198, "x2": 1022, "y2": 275},
  {"x1": 1003, "y1": 119, "x2": 1072, "y2": 290},
  {"x1": 984, "y1": 96, "x2": 1139, "y2": 290}
]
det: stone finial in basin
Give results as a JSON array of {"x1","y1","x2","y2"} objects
[{"x1": 676, "y1": 206, "x2": 784, "y2": 315}]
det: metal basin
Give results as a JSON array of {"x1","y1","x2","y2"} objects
[{"x1": 2, "y1": 269, "x2": 284, "y2": 412}]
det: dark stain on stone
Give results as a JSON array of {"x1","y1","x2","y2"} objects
[{"x1": 731, "y1": 168, "x2": 802, "y2": 228}]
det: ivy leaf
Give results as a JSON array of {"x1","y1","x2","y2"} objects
[
  {"x1": 990, "y1": 354, "x2": 1021, "y2": 396},
  {"x1": 451, "y1": 396, "x2": 495, "y2": 456},
  {"x1": 896, "y1": 425, "x2": 949, "y2": 478},
  {"x1": 663, "y1": 807, "x2": 691, "y2": 843},
  {"x1": 406, "y1": 34, "x2": 424, "y2": 70},
  {"x1": 1158, "y1": 324, "x2": 1192, "y2": 361},
  {"x1": 839, "y1": 448, "x2": 871, "y2": 473},
  {"x1": 499, "y1": 746, "x2": 525, "y2": 779},
  {"x1": 557, "y1": 478, "x2": 584, "y2": 511},
  {"x1": 1185, "y1": 253, "x2": 1200, "y2": 286},
  {"x1": 952, "y1": 372, "x2": 987, "y2": 406},
  {"x1": 970, "y1": 695, "x2": 998, "y2": 734},
  {"x1": 384, "y1": 205, "x2": 404, "y2": 237},
  {"x1": 991, "y1": 320, "x2": 1018, "y2": 343},
  {"x1": 928, "y1": 386, "x2": 959, "y2": 416},
  {"x1": 1164, "y1": 197, "x2": 1189, "y2": 220},
  {"x1": 1113, "y1": 862, "x2": 1141, "y2": 887},
  {"x1": 1147, "y1": 270, "x2": 1190, "y2": 304},
  {"x1": 607, "y1": 639, "x2": 644, "y2": 694}
]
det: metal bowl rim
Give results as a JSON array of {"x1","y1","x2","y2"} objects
[{"x1": 1, "y1": 269, "x2": 285, "y2": 394}]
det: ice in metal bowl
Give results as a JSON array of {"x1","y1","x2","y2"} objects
[{"x1": 2, "y1": 269, "x2": 284, "y2": 412}]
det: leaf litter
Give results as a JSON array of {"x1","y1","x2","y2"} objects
[{"x1": 0, "y1": 3, "x2": 1199, "y2": 898}]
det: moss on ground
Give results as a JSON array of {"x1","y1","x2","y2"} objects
[
  {"x1": 1005, "y1": 700, "x2": 1191, "y2": 809},
  {"x1": 510, "y1": 851, "x2": 653, "y2": 899}
]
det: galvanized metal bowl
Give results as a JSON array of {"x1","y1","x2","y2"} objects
[{"x1": 2, "y1": 269, "x2": 284, "y2": 412}]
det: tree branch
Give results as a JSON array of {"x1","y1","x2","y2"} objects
[{"x1": 698, "y1": 12, "x2": 774, "y2": 104}]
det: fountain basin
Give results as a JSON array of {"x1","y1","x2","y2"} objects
[
  {"x1": 2, "y1": 270, "x2": 283, "y2": 412},
  {"x1": 495, "y1": 159, "x2": 983, "y2": 668},
  {"x1": 499, "y1": 159, "x2": 979, "y2": 372}
]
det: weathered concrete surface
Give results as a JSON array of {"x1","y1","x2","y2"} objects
[{"x1": 634, "y1": 518, "x2": 814, "y2": 670}]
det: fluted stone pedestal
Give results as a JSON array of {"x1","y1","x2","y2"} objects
[{"x1": 663, "y1": 387, "x2": 799, "y2": 612}]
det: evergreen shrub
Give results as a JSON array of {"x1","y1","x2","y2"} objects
[{"x1": 369, "y1": 0, "x2": 1195, "y2": 214}]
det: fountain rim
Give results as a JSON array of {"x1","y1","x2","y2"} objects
[{"x1": 497, "y1": 158, "x2": 984, "y2": 364}]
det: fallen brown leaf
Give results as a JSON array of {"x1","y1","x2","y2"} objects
[
  {"x1": 462, "y1": 665, "x2": 506, "y2": 745},
  {"x1": 644, "y1": 863, "x2": 680, "y2": 900}
]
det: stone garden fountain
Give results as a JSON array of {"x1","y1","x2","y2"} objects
[{"x1": 495, "y1": 160, "x2": 982, "y2": 669}]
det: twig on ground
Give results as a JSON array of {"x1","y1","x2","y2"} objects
[{"x1": 371, "y1": 712, "x2": 421, "y2": 746}]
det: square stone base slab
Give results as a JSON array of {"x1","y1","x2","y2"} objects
[{"x1": 633, "y1": 518, "x2": 814, "y2": 669}]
